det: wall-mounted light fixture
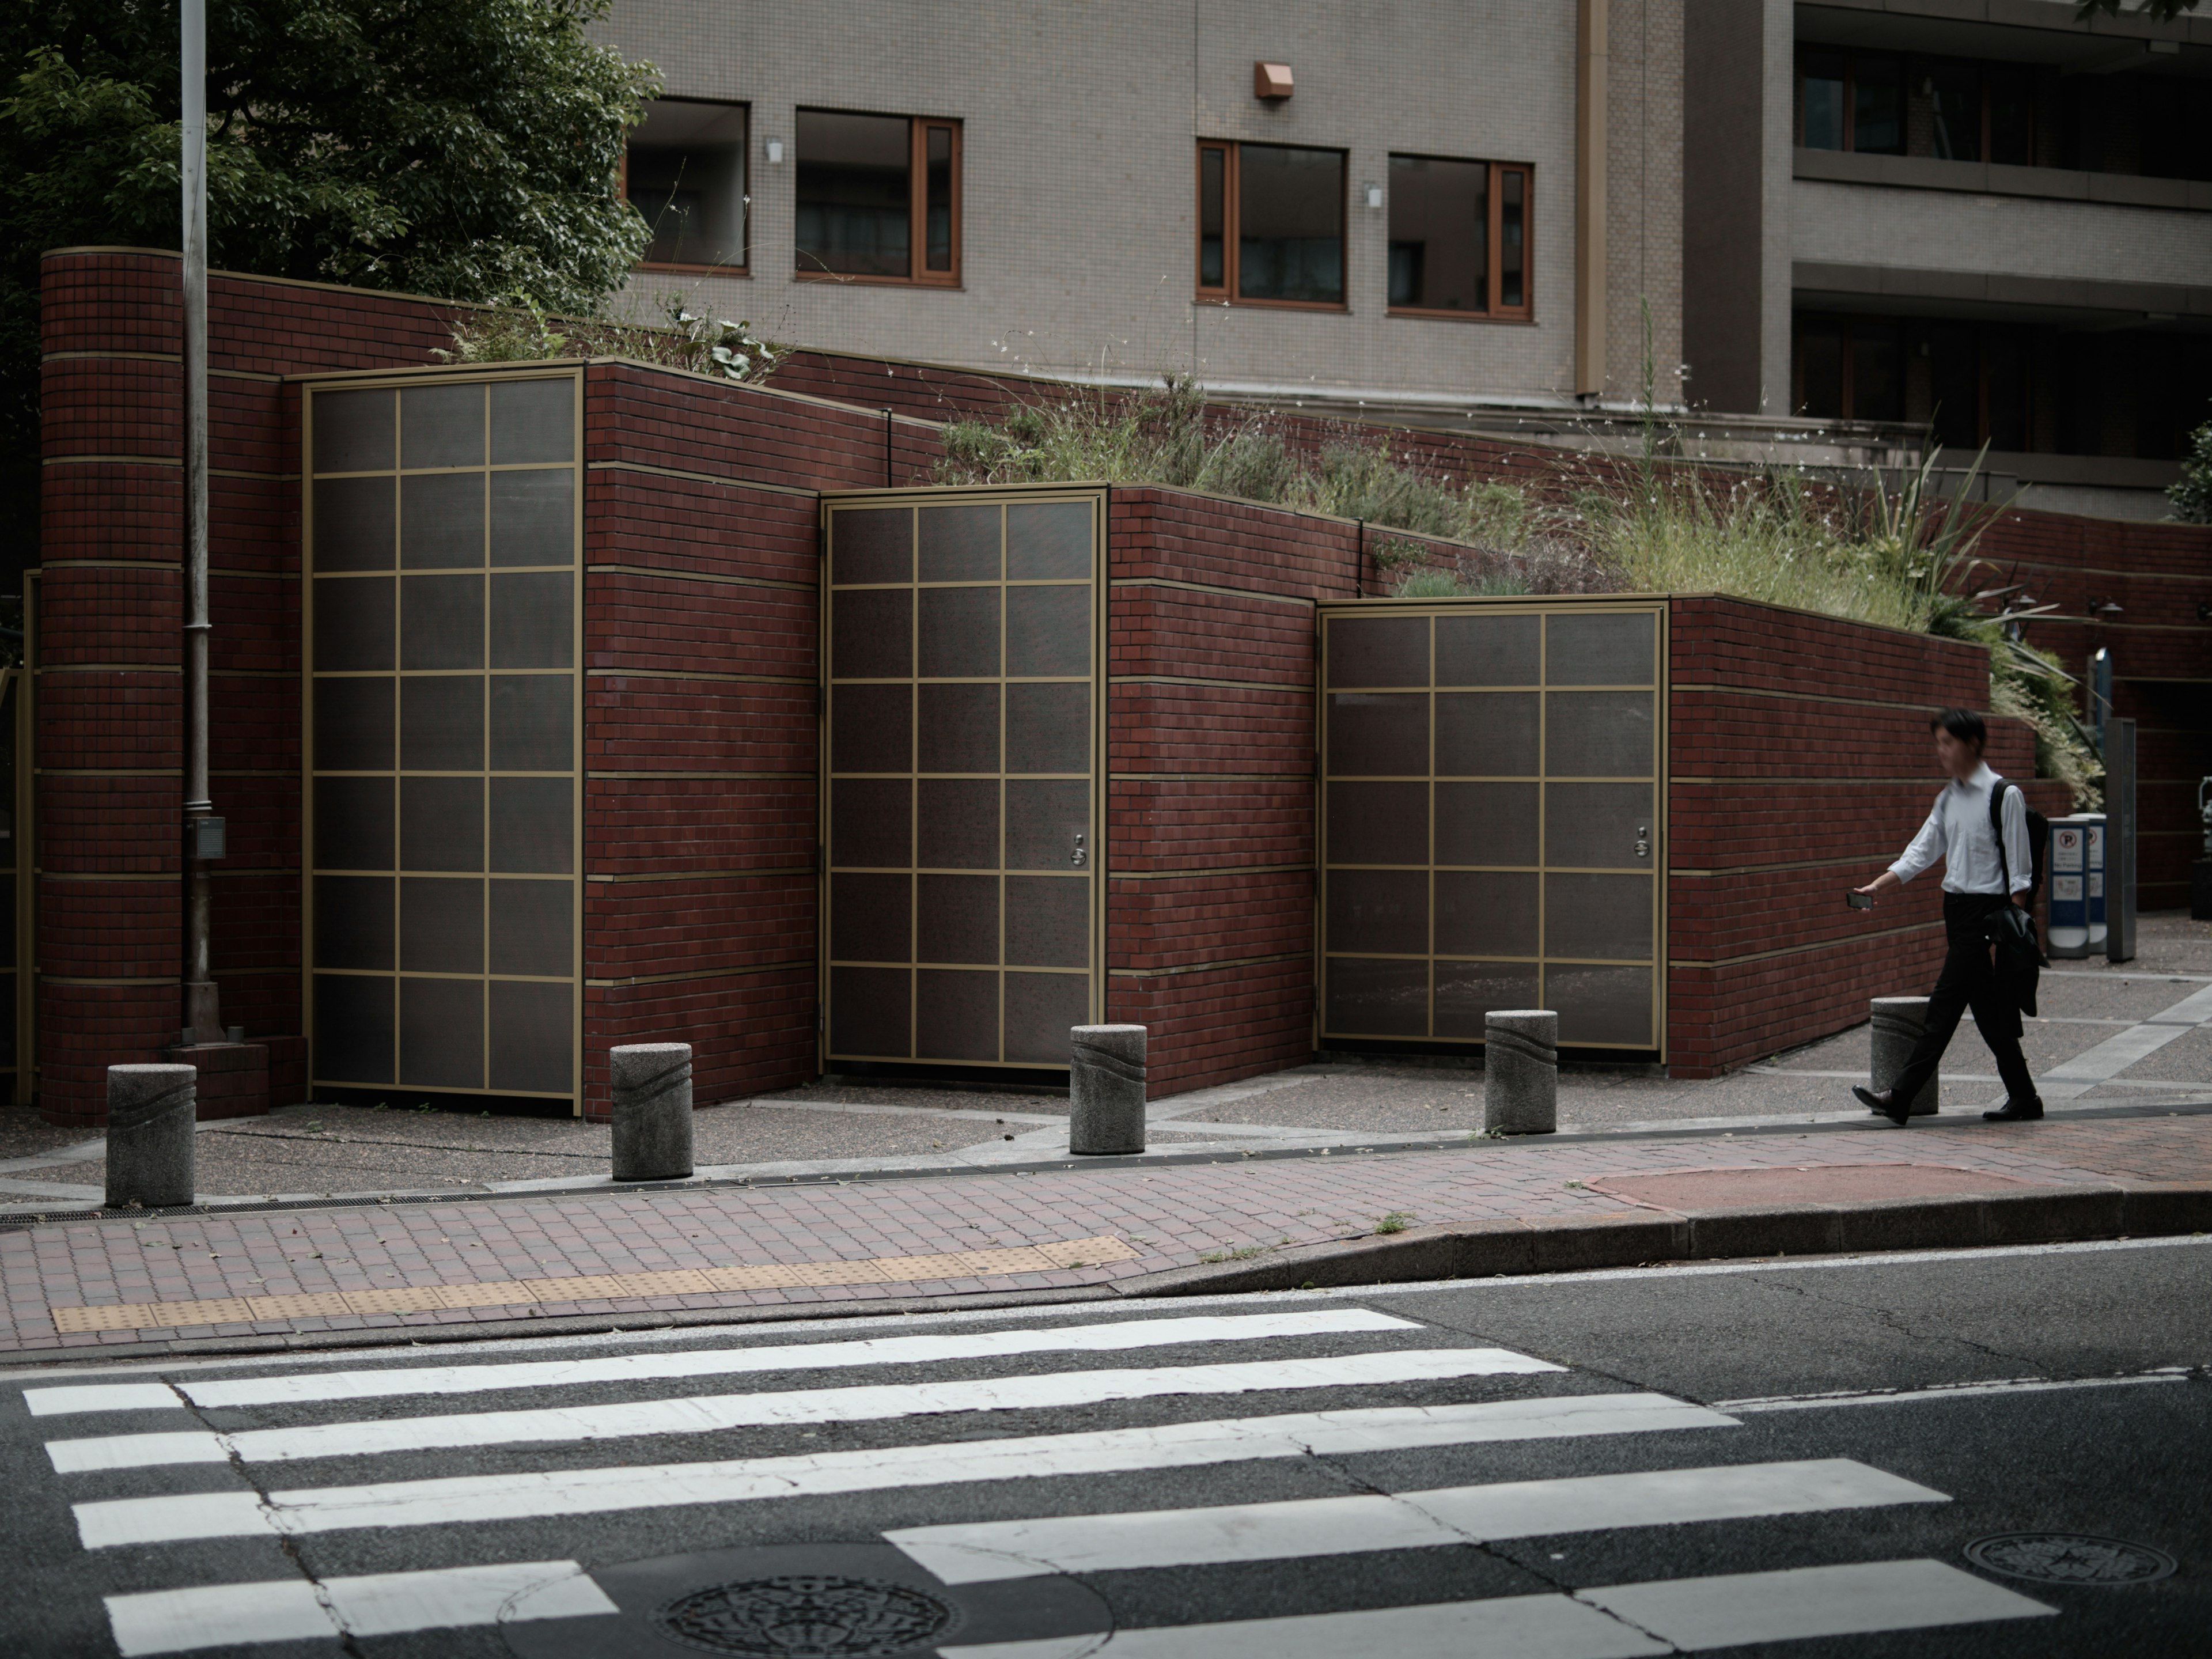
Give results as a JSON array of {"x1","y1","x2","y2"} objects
[
  {"x1": 1253, "y1": 61, "x2": 1294, "y2": 100},
  {"x1": 1363, "y1": 182, "x2": 1384, "y2": 209},
  {"x1": 764, "y1": 138, "x2": 785, "y2": 164}
]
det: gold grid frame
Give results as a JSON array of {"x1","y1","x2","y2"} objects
[
  {"x1": 301, "y1": 365, "x2": 586, "y2": 1110},
  {"x1": 818, "y1": 486, "x2": 1108, "y2": 1073},
  {"x1": 1315, "y1": 596, "x2": 1669, "y2": 1057}
]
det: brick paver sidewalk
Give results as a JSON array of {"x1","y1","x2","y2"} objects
[{"x1": 5, "y1": 1115, "x2": 2209, "y2": 1356}]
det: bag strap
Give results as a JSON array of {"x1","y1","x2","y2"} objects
[{"x1": 1988, "y1": 778, "x2": 2012, "y2": 897}]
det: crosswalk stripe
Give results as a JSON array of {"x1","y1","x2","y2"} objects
[
  {"x1": 888, "y1": 1459, "x2": 1949, "y2": 1582},
  {"x1": 47, "y1": 1347, "x2": 1564, "y2": 1473},
  {"x1": 103, "y1": 1560, "x2": 616, "y2": 1656},
  {"x1": 23, "y1": 1309, "x2": 1424, "y2": 1418},
  {"x1": 938, "y1": 1560, "x2": 2051, "y2": 1659},
  {"x1": 73, "y1": 1392, "x2": 1736, "y2": 1548}
]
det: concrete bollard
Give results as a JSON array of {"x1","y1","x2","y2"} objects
[
  {"x1": 1070, "y1": 1025, "x2": 1147, "y2": 1155},
  {"x1": 105, "y1": 1064, "x2": 198, "y2": 1209},
  {"x1": 611, "y1": 1043, "x2": 694, "y2": 1180},
  {"x1": 1484, "y1": 1010, "x2": 1558, "y2": 1135},
  {"x1": 1869, "y1": 997, "x2": 1940, "y2": 1116}
]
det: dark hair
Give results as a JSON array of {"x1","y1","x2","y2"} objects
[{"x1": 1930, "y1": 707, "x2": 1987, "y2": 751}]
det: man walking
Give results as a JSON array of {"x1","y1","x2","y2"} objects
[{"x1": 1851, "y1": 709, "x2": 2043, "y2": 1126}]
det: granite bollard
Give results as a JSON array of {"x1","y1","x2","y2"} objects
[
  {"x1": 1869, "y1": 996, "x2": 1940, "y2": 1116},
  {"x1": 611, "y1": 1043, "x2": 694, "y2": 1180},
  {"x1": 1484, "y1": 1010, "x2": 1558, "y2": 1134},
  {"x1": 1070, "y1": 1025, "x2": 1147, "y2": 1155},
  {"x1": 105, "y1": 1063, "x2": 198, "y2": 1209}
]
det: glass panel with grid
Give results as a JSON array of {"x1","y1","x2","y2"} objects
[
  {"x1": 1319, "y1": 603, "x2": 1663, "y2": 1052},
  {"x1": 306, "y1": 374, "x2": 580, "y2": 1103},
  {"x1": 823, "y1": 494, "x2": 1100, "y2": 1070}
]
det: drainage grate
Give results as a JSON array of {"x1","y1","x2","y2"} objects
[
  {"x1": 1965, "y1": 1533, "x2": 2177, "y2": 1586},
  {"x1": 652, "y1": 1575, "x2": 961, "y2": 1657}
]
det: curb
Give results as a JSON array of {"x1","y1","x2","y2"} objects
[{"x1": 1109, "y1": 1180, "x2": 2212, "y2": 1297}]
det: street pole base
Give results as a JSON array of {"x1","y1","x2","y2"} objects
[{"x1": 183, "y1": 980, "x2": 225, "y2": 1046}]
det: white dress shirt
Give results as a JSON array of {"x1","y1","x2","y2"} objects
[{"x1": 1889, "y1": 763, "x2": 2032, "y2": 895}]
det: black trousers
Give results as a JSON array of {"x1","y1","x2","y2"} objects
[{"x1": 1890, "y1": 891, "x2": 2039, "y2": 1108}]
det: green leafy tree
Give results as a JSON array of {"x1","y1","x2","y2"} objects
[
  {"x1": 0, "y1": 0, "x2": 660, "y2": 580},
  {"x1": 2171, "y1": 417, "x2": 2212, "y2": 525}
]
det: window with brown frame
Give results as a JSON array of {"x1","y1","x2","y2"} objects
[
  {"x1": 1386, "y1": 154, "x2": 1532, "y2": 321},
  {"x1": 626, "y1": 99, "x2": 751, "y2": 274},
  {"x1": 796, "y1": 109, "x2": 961, "y2": 286},
  {"x1": 1798, "y1": 48, "x2": 1906, "y2": 156},
  {"x1": 1195, "y1": 140, "x2": 1346, "y2": 308}
]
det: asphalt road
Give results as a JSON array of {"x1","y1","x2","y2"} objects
[{"x1": 2, "y1": 1236, "x2": 2204, "y2": 1658}]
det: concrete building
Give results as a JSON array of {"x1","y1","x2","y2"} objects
[{"x1": 598, "y1": 0, "x2": 2211, "y2": 519}]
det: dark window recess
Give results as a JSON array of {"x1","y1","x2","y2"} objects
[
  {"x1": 1194, "y1": 139, "x2": 1346, "y2": 308},
  {"x1": 627, "y1": 99, "x2": 749, "y2": 271},
  {"x1": 1387, "y1": 155, "x2": 1533, "y2": 321},
  {"x1": 797, "y1": 109, "x2": 961, "y2": 283},
  {"x1": 1792, "y1": 316, "x2": 1900, "y2": 423}
]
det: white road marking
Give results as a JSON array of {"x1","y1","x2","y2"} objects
[
  {"x1": 47, "y1": 1347, "x2": 1565, "y2": 1472},
  {"x1": 24, "y1": 1309, "x2": 1421, "y2": 1416},
  {"x1": 1717, "y1": 1366, "x2": 2195, "y2": 1412},
  {"x1": 1581, "y1": 1558, "x2": 2053, "y2": 1647},
  {"x1": 2040, "y1": 1022, "x2": 2196, "y2": 1099},
  {"x1": 889, "y1": 1459, "x2": 1946, "y2": 1582},
  {"x1": 72, "y1": 1392, "x2": 1736, "y2": 1547},
  {"x1": 103, "y1": 1560, "x2": 614, "y2": 1656}
]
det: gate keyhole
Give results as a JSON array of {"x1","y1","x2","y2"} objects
[
  {"x1": 1071, "y1": 831, "x2": 1087, "y2": 868},
  {"x1": 1634, "y1": 823, "x2": 1650, "y2": 860}
]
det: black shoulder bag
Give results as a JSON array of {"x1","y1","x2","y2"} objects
[{"x1": 1984, "y1": 779, "x2": 2048, "y2": 1019}]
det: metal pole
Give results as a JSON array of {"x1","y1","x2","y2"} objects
[{"x1": 180, "y1": 0, "x2": 221, "y2": 1042}]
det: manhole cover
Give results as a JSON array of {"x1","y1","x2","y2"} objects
[
  {"x1": 653, "y1": 1574, "x2": 962, "y2": 1657},
  {"x1": 1965, "y1": 1533, "x2": 2177, "y2": 1586}
]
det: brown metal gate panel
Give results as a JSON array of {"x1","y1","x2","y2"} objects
[
  {"x1": 1317, "y1": 598, "x2": 1666, "y2": 1055},
  {"x1": 821, "y1": 489, "x2": 1105, "y2": 1071}
]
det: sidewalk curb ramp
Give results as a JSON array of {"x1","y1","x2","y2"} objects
[{"x1": 1112, "y1": 1181, "x2": 2212, "y2": 1297}]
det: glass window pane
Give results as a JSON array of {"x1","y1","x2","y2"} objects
[
  {"x1": 1436, "y1": 692, "x2": 1539, "y2": 777},
  {"x1": 315, "y1": 389, "x2": 394, "y2": 474},
  {"x1": 1499, "y1": 169, "x2": 1525, "y2": 310},
  {"x1": 489, "y1": 878, "x2": 571, "y2": 977},
  {"x1": 1544, "y1": 872, "x2": 1653, "y2": 961},
  {"x1": 490, "y1": 675, "x2": 573, "y2": 772},
  {"x1": 1327, "y1": 615, "x2": 1428, "y2": 687},
  {"x1": 797, "y1": 109, "x2": 912, "y2": 278},
  {"x1": 1327, "y1": 781, "x2": 1428, "y2": 866},
  {"x1": 313, "y1": 677, "x2": 393, "y2": 772},
  {"x1": 917, "y1": 872, "x2": 997, "y2": 964},
  {"x1": 1435, "y1": 781, "x2": 1539, "y2": 866},
  {"x1": 832, "y1": 778, "x2": 911, "y2": 868},
  {"x1": 1237, "y1": 143, "x2": 1344, "y2": 304},
  {"x1": 401, "y1": 876, "x2": 484, "y2": 974},
  {"x1": 1199, "y1": 147, "x2": 1226, "y2": 287},
  {"x1": 1930, "y1": 324, "x2": 1979, "y2": 450},
  {"x1": 316, "y1": 577, "x2": 395, "y2": 671},
  {"x1": 1853, "y1": 54, "x2": 1905, "y2": 154},
  {"x1": 1850, "y1": 320, "x2": 1902, "y2": 424},
  {"x1": 314, "y1": 974, "x2": 393, "y2": 1082},
  {"x1": 1801, "y1": 49, "x2": 1846, "y2": 150},
  {"x1": 316, "y1": 776, "x2": 393, "y2": 870},
  {"x1": 1002, "y1": 971, "x2": 1088, "y2": 1063},
  {"x1": 489, "y1": 776, "x2": 572, "y2": 873},
  {"x1": 916, "y1": 969, "x2": 997, "y2": 1060},
  {"x1": 488, "y1": 379, "x2": 574, "y2": 465},
  {"x1": 1986, "y1": 331, "x2": 2028, "y2": 452},
  {"x1": 918, "y1": 683, "x2": 1001, "y2": 775},
  {"x1": 916, "y1": 778, "x2": 995, "y2": 869},
  {"x1": 489, "y1": 571, "x2": 573, "y2": 669},
  {"x1": 1434, "y1": 613, "x2": 1539, "y2": 685},
  {"x1": 1003, "y1": 875, "x2": 1087, "y2": 967},
  {"x1": 402, "y1": 776, "x2": 484, "y2": 872},
  {"x1": 400, "y1": 384, "x2": 483, "y2": 469},
  {"x1": 1388, "y1": 154, "x2": 1487, "y2": 311},
  {"x1": 401, "y1": 675, "x2": 484, "y2": 772},
  {"x1": 628, "y1": 99, "x2": 750, "y2": 267},
  {"x1": 1544, "y1": 691, "x2": 1655, "y2": 778},
  {"x1": 918, "y1": 586, "x2": 1001, "y2": 678},
  {"x1": 1547, "y1": 963, "x2": 1652, "y2": 1047},
  {"x1": 830, "y1": 965, "x2": 910, "y2": 1056},
  {"x1": 1546, "y1": 612, "x2": 1653, "y2": 685},
  {"x1": 313, "y1": 478, "x2": 396, "y2": 572},
  {"x1": 925, "y1": 124, "x2": 953, "y2": 271},
  {"x1": 1324, "y1": 957, "x2": 1428, "y2": 1036},
  {"x1": 1326, "y1": 869, "x2": 1428, "y2": 955},
  {"x1": 1005, "y1": 502, "x2": 1092, "y2": 578},
  {"x1": 832, "y1": 684, "x2": 912, "y2": 774},
  {"x1": 1433, "y1": 961, "x2": 1541, "y2": 1040},
  {"x1": 1005, "y1": 682, "x2": 1087, "y2": 775},
  {"x1": 1927, "y1": 63, "x2": 1982, "y2": 162},
  {"x1": 1797, "y1": 321, "x2": 1844, "y2": 419},
  {"x1": 400, "y1": 574, "x2": 484, "y2": 671},
  {"x1": 1544, "y1": 782, "x2": 1653, "y2": 869},
  {"x1": 488, "y1": 979, "x2": 572, "y2": 1092},
  {"x1": 831, "y1": 507, "x2": 912, "y2": 584},
  {"x1": 313, "y1": 875, "x2": 393, "y2": 971},
  {"x1": 1327, "y1": 692, "x2": 1428, "y2": 777},
  {"x1": 1003, "y1": 779, "x2": 1089, "y2": 870},
  {"x1": 831, "y1": 872, "x2": 911, "y2": 963},
  {"x1": 489, "y1": 470, "x2": 573, "y2": 566},
  {"x1": 833, "y1": 588, "x2": 914, "y2": 681},
  {"x1": 1434, "y1": 870, "x2": 1538, "y2": 956},
  {"x1": 1988, "y1": 67, "x2": 2033, "y2": 167},
  {"x1": 402, "y1": 975, "x2": 483, "y2": 1087},
  {"x1": 1005, "y1": 585, "x2": 1090, "y2": 676},
  {"x1": 919, "y1": 503, "x2": 999, "y2": 581}
]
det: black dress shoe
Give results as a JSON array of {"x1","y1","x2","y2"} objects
[
  {"x1": 1983, "y1": 1099, "x2": 2045, "y2": 1122},
  {"x1": 1853, "y1": 1085, "x2": 1911, "y2": 1126}
]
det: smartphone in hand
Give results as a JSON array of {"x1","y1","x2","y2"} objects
[{"x1": 1846, "y1": 891, "x2": 1875, "y2": 910}]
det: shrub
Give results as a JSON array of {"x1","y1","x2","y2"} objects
[{"x1": 2172, "y1": 418, "x2": 2212, "y2": 525}]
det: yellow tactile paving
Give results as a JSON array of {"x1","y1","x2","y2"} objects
[{"x1": 49, "y1": 1236, "x2": 1142, "y2": 1334}]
